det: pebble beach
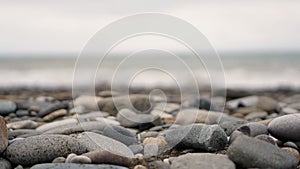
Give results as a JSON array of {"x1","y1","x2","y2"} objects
[{"x1": 0, "y1": 87, "x2": 299, "y2": 169}]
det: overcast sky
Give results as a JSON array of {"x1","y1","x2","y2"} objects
[{"x1": 1, "y1": 0, "x2": 300, "y2": 56}]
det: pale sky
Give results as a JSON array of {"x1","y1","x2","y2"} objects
[{"x1": 1, "y1": 0, "x2": 300, "y2": 56}]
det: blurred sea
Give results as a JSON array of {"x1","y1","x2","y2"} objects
[{"x1": 0, "y1": 52, "x2": 299, "y2": 90}]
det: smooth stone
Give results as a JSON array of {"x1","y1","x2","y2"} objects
[
  {"x1": 237, "y1": 122, "x2": 268, "y2": 137},
  {"x1": 281, "y1": 147, "x2": 300, "y2": 160},
  {"x1": 70, "y1": 155, "x2": 92, "y2": 164},
  {"x1": 74, "y1": 95, "x2": 102, "y2": 111},
  {"x1": 6, "y1": 135, "x2": 87, "y2": 166},
  {"x1": 31, "y1": 163, "x2": 128, "y2": 169},
  {"x1": 128, "y1": 145, "x2": 143, "y2": 154},
  {"x1": 164, "y1": 124, "x2": 227, "y2": 152},
  {"x1": 256, "y1": 96, "x2": 278, "y2": 111},
  {"x1": 268, "y1": 114, "x2": 300, "y2": 141},
  {"x1": 140, "y1": 131, "x2": 159, "y2": 140},
  {"x1": 102, "y1": 125, "x2": 137, "y2": 146},
  {"x1": 227, "y1": 135, "x2": 298, "y2": 169},
  {"x1": 282, "y1": 107, "x2": 298, "y2": 114},
  {"x1": 98, "y1": 90, "x2": 120, "y2": 97},
  {"x1": 44, "y1": 121, "x2": 108, "y2": 135},
  {"x1": 77, "y1": 111, "x2": 109, "y2": 119},
  {"x1": 0, "y1": 157, "x2": 11, "y2": 169},
  {"x1": 82, "y1": 150, "x2": 132, "y2": 167},
  {"x1": 150, "y1": 109, "x2": 173, "y2": 120},
  {"x1": 36, "y1": 118, "x2": 77, "y2": 132},
  {"x1": 0, "y1": 116, "x2": 8, "y2": 154},
  {"x1": 245, "y1": 111, "x2": 268, "y2": 121},
  {"x1": 0, "y1": 100, "x2": 17, "y2": 116},
  {"x1": 95, "y1": 117, "x2": 120, "y2": 126},
  {"x1": 98, "y1": 95, "x2": 152, "y2": 115},
  {"x1": 283, "y1": 141, "x2": 298, "y2": 149},
  {"x1": 134, "y1": 165, "x2": 147, "y2": 169},
  {"x1": 220, "y1": 120, "x2": 247, "y2": 136},
  {"x1": 43, "y1": 109, "x2": 67, "y2": 122},
  {"x1": 283, "y1": 94, "x2": 300, "y2": 104},
  {"x1": 288, "y1": 102, "x2": 300, "y2": 110},
  {"x1": 52, "y1": 157, "x2": 66, "y2": 163},
  {"x1": 77, "y1": 132, "x2": 134, "y2": 158},
  {"x1": 7, "y1": 120, "x2": 38, "y2": 129},
  {"x1": 153, "y1": 103, "x2": 180, "y2": 114},
  {"x1": 116, "y1": 109, "x2": 161, "y2": 128},
  {"x1": 175, "y1": 109, "x2": 241, "y2": 125},
  {"x1": 65, "y1": 153, "x2": 77, "y2": 163},
  {"x1": 69, "y1": 106, "x2": 89, "y2": 114},
  {"x1": 171, "y1": 153, "x2": 235, "y2": 169},
  {"x1": 255, "y1": 134, "x2": 277, "y2": 145},
  {"x1": 38, "y1": 101, "x2": 69, "y2": 117},
  {"x1": 229, "y1": 130, "x2": 246, "y2": 145}
]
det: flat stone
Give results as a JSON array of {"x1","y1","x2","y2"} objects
[
  {"x1": 36, "y1": 118, "x2": 77, "y2": 132},
  {"x1": 6, "y1": 134, "x2": 87, "y2": 166},
  {"x1": 0, "y1": 100, "x2": 16, "y2": 116},
  {"x1": 77, "y1": 132, "x2": 134, "y2": 158},
  {"x1": 164, "y1": 124, "x2": 227, "y2": 152},
  {"x1": 227, "y1": 135, "x2": 298, "y2": 169},
  {"x1": 38, "y1": 101, "x2": 69, "y2": 117},
  {"x1": 171, "y1": 153, "x2": 235, "y2": 169},
  {"x1": 175, "y1": 109, "x2": 241, "y2": 125},
  {"x1": 31, "y1": 163, "x2": 128, "y2": 169},
  {"x1": 42, "y1": 109, "x2": 68, "y2": 122},
  {"x1": 82, "y1": 150, "x2": 132, "y2": 167},
  {"x1": 0, "y1": 116, "x2": 8, "y2": 154},
  {"x1": 7, "y1": 120, "x2": 38, "y2": 129},
  {"x1": 268, "y1": 114, "x2": 300, "y2": 141}
]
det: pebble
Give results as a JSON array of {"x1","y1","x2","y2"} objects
[
  {"x1": 268, "y1": 114, "x2": 300, "y2": 141},
  {"x1": 82, "y1": 150, "x2": 132, "y2": 167},
  {"x1": 134, "y1": 165, "x2": 147, "y2": 169},
  {"x1": 143, "y1": 136, "x2": 167, "y2": 149},
  {"x1": 102, "y1": 125, "x2": 137, "y2": 146},
  {"x1": 98, "y1": 90, "x2": 120, "y2": 97},
  {"x1": 144, "y1": 143, "x2": 159, "y2": 157},
  {"x1": 65, "y1": 153, "x2": 77, "y2": 163},
  {"x1": 244, "y1": 111, "x2": 268, "y2": 121},
  {"x1": 42, "y1": 109, "x2": 67, "y2": 122},
  {"x1": 38, "y1": 101, "x2": 69, "y2": 117},
  {"x1": 77, "y1": 111, "x2": 109, "y2": 119},
  {"x1": 282, "y1": 107, "x2": 298, "y2": 114},
  {"x1": 116, "y1": 109, "x2": 161, "y2": 129},
  {"x1": 226, "y1": 96, "x2": 259, "y2": 109},
  {"x1": 74, "y1": 95, "x2": 102, "y2": 111},
  {"x1": 164, "y1": 124, "x2": 227, "y2": 152},
  {"x1": 7, "y1": 119, "x2": 38, "y2": 129},
  {"x1": 77, "y1": 132, "x2": 134, "y2": 158},
  {"x1": 16, "y1": 110, "x2": 29, "y2": 117},
  {"x1": 98, "y1": 95, "x2": 152, "y2": 115},
  {"x1": 227, "y1": 135, "x2": 298, "y2": 169},
  {"x1": 220, "y1": 120, "x2": 247, "y2": 136},
  {"x1": 52, "y1": 157, "x2": 66, "y2": 163},
  {"x1": 283, "y1": 141, "x2": 298, "y2": 149},
  {"x1": 70, "y1": 155, "x2": 92, "y2": 164},
  {"x1": 256, "y1": 96, "x2": 278, "y2": 112},
  {"x1": 128, "y1": 145, "x2": 143, "y2": 154},
  {"x1": 31, "y1": 163, "x2": 129, "y2": 169},
  {"x1": 0, "y1": 100, "x2": 17, "y2": 116},
  {"x1": 255, "y1": 134, "x2": 277, "y2": 145},
  {"x1": 0, "y1": 116, "x2": 8, "y2": 154},
  {"x1": 237, "y1": 122, "x2": 268, "y2": 137},
  {"x1": 171, "y1": 153, "x2": 235, "y2": 169},
  {"x1": 0, "y1": 157, "x2": 11, "y2": 169},
  {"x1": 36, "y1": 118, "x2": 77, "y2": 132},
  {"x1": 175, "y1": 109, "x2": 241, "y2": 125},
  {"x1": 153, "y1": 103, "x2": 180, "y2": 114},
  {"x1": 181, "y1": 97, "x2": 218, "y2": 111},
  {"x1": 281, "y1": 147, "x2": 300, "y2": 160},
  {"x1": 6, "y1": 134, "x2": 87, "y2": 166},
  {"x1": 148, "y1": 160, "x2": 171, "y2": 169}
]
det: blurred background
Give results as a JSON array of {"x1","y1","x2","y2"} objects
[{"x1": 1, "y1": 0, "x2": 300, "y2": 90}]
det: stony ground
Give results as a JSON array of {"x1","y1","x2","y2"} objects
[{"x1": 0, "y1": 88, "x2": 300, "y2": 169}]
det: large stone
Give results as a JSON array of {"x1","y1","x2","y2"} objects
[
  {"x1": 171, "y1": 153, "x2": 235, "y2": 169},
  {"x1": 175, "y1": 109, "x2": 241, "y2": 125},
  {"x1": 77, "y1": 132, "x2": 134, "y2": 158},
  {"x1": 227, "y1": 135, "x2": 298, "y2": 169},
  {"x1": 0, "y1": 100, "x2": 16, "y2": 116},
  {"x1": 31, "y1": 163, "x2": 128, "y2": 169},
  {"x1": 268, "y1": 114, "x2": 300, "y2": 141},
  {"x1": 0, "y1": 116, "x2": 8, "y2": 154},
  {"x1": 6, "y1": 135, "x2": 87, "y2": 166},
  {"x1": 98, "y1": 95, "x2": 152, "y2": 115},
  {"x1": 163, "y1": 124, "x2": 227, "y2": 152}
]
